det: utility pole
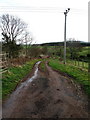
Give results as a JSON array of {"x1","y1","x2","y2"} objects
[{"x1": 64, "y1": 8, "x2": 70, "y2": 64}]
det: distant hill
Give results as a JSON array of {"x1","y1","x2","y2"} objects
[{"x1": 33, "y1": 41, "x2": 90, "y2": 47}]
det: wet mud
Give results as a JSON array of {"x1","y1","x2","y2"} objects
[{"x1": 2, "y1": 61, "x2": 89, "y2": 118}]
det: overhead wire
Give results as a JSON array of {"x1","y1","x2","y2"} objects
[
  {"x1": 0, "y1": 6, "x2": 64, "y2": 13},
  {"x1": 0, "y1": 6, "x2": 87, "y2": 14}
]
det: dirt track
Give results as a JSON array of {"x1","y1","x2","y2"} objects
[{"x1": 2, "y1": 62, "x2": 88, "y2": 118}]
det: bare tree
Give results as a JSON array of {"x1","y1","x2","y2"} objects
[
  {"x1": 0, "y1": 14, "x2": 27, "y2": 58},
  {"x1": 23, "y1": 32, "x2": 32, "y2": 57},
  {"x1": 0, "y1": 14, "x2": 27, "y2": 43}
]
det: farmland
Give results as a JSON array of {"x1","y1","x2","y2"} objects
[
  {"x1": 2, "y1": 43, "x2": 89, "y2": 98},
  {"x1": 1, "y1": 41, "x2": 89, "y2": 118}
]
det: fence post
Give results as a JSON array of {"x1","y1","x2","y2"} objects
[
  {"x1": 78, "y1": 59, "x2": 79, "y2": 66},
  {"x1": 75, "y1": 59, "x2": 76, "y2": 66},
  {"x1": 82, "y1": 60, "x2": 84, "y2": 68},
  {"x1": 7, "y1": 53, "x2": 9, "y2": 68}
]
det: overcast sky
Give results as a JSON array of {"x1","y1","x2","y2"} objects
[{"x1": 0, "y1": 0, "x2": 89, "y2": 44}]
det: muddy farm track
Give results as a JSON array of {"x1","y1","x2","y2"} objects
[{"x1": 2, "y1": 61, "x2": 89, "y2": 118}]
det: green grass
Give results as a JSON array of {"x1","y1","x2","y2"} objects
[
  {"x1": 2, "y1": 59, "x2": 40, "y2": 99},
  {"x1": 67, "y1": 59, "x2": 88, "y2": 70},
  {"x1": 49, "y1": 59, "x2": 90, "y2": 96},
  {"x1": 79, "y1": 46, "x2": 90, "y2": 56},
  {"x1": 40, "y1": 61, "x2": 46, "y2": 72}
]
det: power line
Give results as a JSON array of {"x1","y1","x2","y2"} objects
[
  {"x1": 0, "y1": 6, "x2": 87, "y2": 12},
  {"x1": 0, "y1": 10, "x2": 63, "y2": 13},
  {"x1": 0, "y1": 6, "x2": 66, "y2": 9},
  {"x1": 0, "y1": 7, "x2": 87, "y2": 16},
  {"x1": 0, "y1": 7, "x2": 63, "y2": 13},
  {"x1": 0, "y1": 10, "x2": 87, "y2": 14}
]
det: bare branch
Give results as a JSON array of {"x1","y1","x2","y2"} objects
[{"x1": 0, "y1": 14, "x2": 27, "y2": 43}]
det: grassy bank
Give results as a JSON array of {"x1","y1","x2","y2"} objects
[
  {"x1": 67, "y1": 59, "x2": 88, "y2": 70},
  {"x1": 49, "y1": 59, "x2": 90, "y2": 96},
  {"x1": 2, "y1": 59, "x2": 40, "y2": 99}
]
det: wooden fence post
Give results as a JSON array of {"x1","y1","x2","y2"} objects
[
  {"x1": 75, "y1": 59, "x2": 76, "y2": 66},
  {"x1": 78, "y1": 59, "x2": 79, "y2": 66},
  {"x1": 0, "y1": 53, "x2": 9, "y2": 74},
  {"x1": 82, "y1": 60, "x2": 84, "y2": 68}
]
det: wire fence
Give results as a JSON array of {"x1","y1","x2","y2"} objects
[
  {"x1": 67, "y1": 59, "x2": 88, "y2": 71},
  {"x1": 0, "y1": 52, "x2": 31, "y2": 74},
  {"x1": 0, "y1": 53, "x2": 9, "y2": 74}
]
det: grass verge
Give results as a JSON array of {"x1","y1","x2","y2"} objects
[
  {"x1": 2, "y1": 59, "x2": 40, "y2": 99},
  {"x1": 49, "y1": 59, "x2": 90, "y2": 96},
  {"x1": 67, "y1": 59, "x2": 88, "y2": 70}
]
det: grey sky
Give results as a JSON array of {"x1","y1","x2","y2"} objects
[{"x1": 0, "y1": 0, "x2": 88, "y2": 44}]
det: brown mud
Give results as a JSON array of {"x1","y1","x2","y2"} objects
[{"x1": 2, "y1": 61, "x2": 88, "y2": 118}]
